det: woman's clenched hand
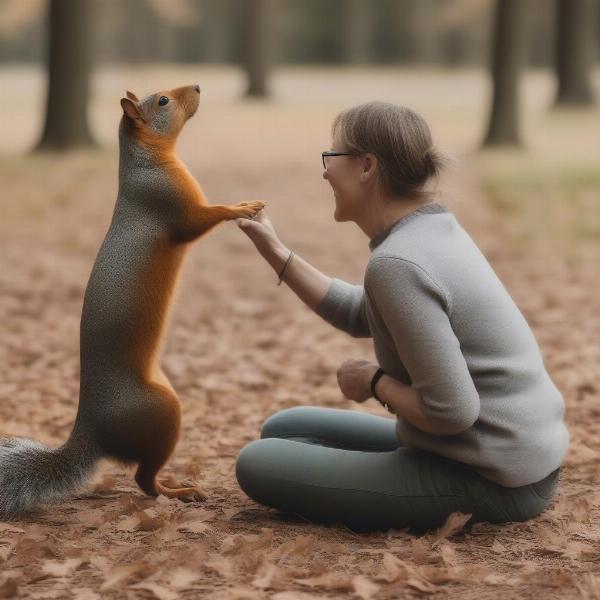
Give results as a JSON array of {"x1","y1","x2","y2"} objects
[{"x1": 337, "y1": 359, "x2": 380, "y2": 403}]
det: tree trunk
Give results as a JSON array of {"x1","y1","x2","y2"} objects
[
  {"x1": 241, "y1": 0, "x2": 274, "y2": 97},
  {"x1": 395, "y1": 0, "x2": 442, "y2": 64},
  {"x1": 554, "y1": 0, "x2": 596, "y2": 106},
  {"x1": 483, "y1": 0, "x2": 529, "y2": 147},
  {"x1": 35, "y1": 0, "x2": 95, "y2": 151},
  {"x1": 345, "y1": 0, "x2": 371, "y2": 64},
  {"x1": 202, "y1": 0, "x2": 232, "y2": 63}
]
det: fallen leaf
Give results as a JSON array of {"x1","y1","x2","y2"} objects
[
  {"x1": 176, "y1": 521, "x2": 212, "y2": 535},
  {"x1": 99, "y1": 565, "x2": 147, "y2": 591},
  {"x1": 483, "y1": 573, "x2": 510, "y2": 586},
  {"x1": 116, "y1": 514, "x2": 140, "y2": 532},
  {"x1": 41, "y1": 558, "x2": 83, "y2": 577},
  {"x1": 72, "y1": 588, "x2": 101, "y2": 600},
  {"x1": 136, "y1": 509, "x2": 166, "y2": 532},
  {"x1": 295, "y1": 573, "x2": 354, "y2": 591},
  {"x1": 406, "y1": 577, "x2": 438, "y2": 594},
  {"x1": 76, "y1": 509, "x2": 108, "y2": 529},
  {"x1": 130, "y1": 581, "x2": 179, "y2": 600},
  {"x1": 434, "y1": 512, "x2": 472, "y2": 542},
  {"x1": 352, "y1": 575, "x2": 379, "y2": 600},
  {"x1": 410, "y1": 537, "x2": 432, "y2": 564},
  {"x1": 166, "y1": 567, "x2": 202, "y2": 590},
  {"x1": 374, "y1": 552, "x2": 409, "y2": 583},
  {"x1": 0, "y1": 524, "x2": 24, "y2": 535},
  {"x1": 252, "y1": 562, "x2": 279, "y2": 590},
  {"x1": 271, "y1": 593, "x2": 324, "y2": 600},
  {"x1": 223, "y1": 507, "x2": 245, "y2": 521}
]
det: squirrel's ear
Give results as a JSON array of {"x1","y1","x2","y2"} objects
[
  {"x1": 120, "y1": 97, "x2": 143, "y2": 121},
  {"x1": 126, "y1": 90, "x2": 139, "y2": 102}
]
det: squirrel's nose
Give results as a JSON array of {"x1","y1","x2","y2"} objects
[{"x1": 194, "y1": 85, "x2": 201, "y2": 94}]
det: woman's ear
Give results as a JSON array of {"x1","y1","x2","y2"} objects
[{"x1": 359, "y1": 153, "x2": 378, "y2": 183}]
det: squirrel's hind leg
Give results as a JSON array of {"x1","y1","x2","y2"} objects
[
  {"x1": 135, "y1": 462, "x2": 207, "y2": 502},
  {"x1": 133, "y1": 383, "x2": 206, "y2": 502}
]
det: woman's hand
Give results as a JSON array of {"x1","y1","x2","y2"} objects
[
  {"x1": 236, "y1": 208, "x2": 333, "y2": 312},
  {"x1": 337, "y1": 359, "x2": 380, "y2": 403},
  {"x1": 236, "y1": 210, "x2": 283, "y2": 257}
]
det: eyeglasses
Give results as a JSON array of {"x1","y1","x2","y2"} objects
[{"x1": 322, "y1": 150, "x2": 354, "y2": 169}]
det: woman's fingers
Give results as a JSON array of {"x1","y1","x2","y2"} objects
[
  {"x1": 252, "y1": 209, "x2": 270, "y2": 225},
  {"x1": 236, "y1": 218, "x2": 266, "y2": 244},
  {"x1": 237, "y1": 208, "x2": 265, "y2": 224},
  {"x1": 236, "y1": 210, "x2": 274, "y2": 234},
  {"x1": 235, "y1": 209, "x2": 281, "y2": 255}
]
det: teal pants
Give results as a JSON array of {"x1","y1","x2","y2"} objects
[{"x1": 236, "y1": 406, "x2": 560, "y2": 533}]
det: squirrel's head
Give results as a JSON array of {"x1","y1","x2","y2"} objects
[{"x1": 119, "y1": 85, "x2": 201, "y2": 144}]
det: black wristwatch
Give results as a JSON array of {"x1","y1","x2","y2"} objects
[{"x1": 370, "y1": 368, "x2": 394, "y2": 414}]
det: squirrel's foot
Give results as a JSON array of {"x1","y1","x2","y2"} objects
[
  {"x1": 232, "y1": 200, "x2": 266, "y2": 219},
  {"x1": 156, "y1": 479, "x2": 207, "y2": 503}
]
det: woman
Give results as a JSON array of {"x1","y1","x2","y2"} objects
[{"x1": 234, "y1": 102, "x2": 569, "y2": 533}]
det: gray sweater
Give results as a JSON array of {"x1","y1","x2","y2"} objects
[{"x1": 316, "y1": 203, "x2": 569, "y2": 487}]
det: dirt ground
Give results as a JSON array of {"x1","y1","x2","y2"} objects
[{"x1": 1, "y1": 67, "x2": 599, "y2": 599}]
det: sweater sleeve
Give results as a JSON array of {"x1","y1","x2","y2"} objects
[
  {"x1": 365, "y1": 257, "x2": 480, "y2": 435},
  {"x1": 314, "y1": 278, "x2": 371, "y2": 338}
]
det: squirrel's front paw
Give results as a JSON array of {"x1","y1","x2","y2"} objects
[{"x1": 234, "y1": 200, "x2": 266, "y2": 219}]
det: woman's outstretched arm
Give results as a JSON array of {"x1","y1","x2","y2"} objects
[
  {"x1": 237, "y1": 211, "x2": 370, "y2": 337},
  {"x1": 236, "y1": 211, "x2": 330, "y2": 309}
]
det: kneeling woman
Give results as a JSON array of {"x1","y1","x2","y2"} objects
[{"x1": 234, "y1": 102, "x2": 569, "y2": 533}]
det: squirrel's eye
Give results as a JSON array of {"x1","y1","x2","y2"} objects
[{"x1": 158, "y1": 96, "x2": 169, "y2": 106}]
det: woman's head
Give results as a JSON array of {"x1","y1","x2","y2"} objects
[{"x1": 323, "y1": 101, "x2": 445, "y2": 221}]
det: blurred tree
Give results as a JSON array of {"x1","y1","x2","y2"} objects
[
  {"x1": 554, "y1": 0, "x2": 597, "y2": 106},
  {"x1": 200, "y1": 0, "x2": 233, "y2": 63},
  {"x1": 527, "y1": 0, "x2": 553, "y2": 68},
  {"x1": 385, "y1": 0, "x2": 443, "y2": 64},
  {"x1": 345, "y1": 0, "x2": 371, "y2": 64},
  {"x1": 401, "y1": 0, "x2": 443, "y2": 64},
  {"x1": 439, "y1": 0, "x2": 492, "y2": 67},
  {"x1": 35, "y1": 0, "x2": 95, "y2": 151},
  {"x1": 146, "y1": 0, "x2": 198, "y2": 62},
  {"x1": 278, "y1": 0, "x2": 345, "y2": 64},
  {"x1": 241, "y1": 0, "x2": 275, "y2": 97},
  {"x1": 483, "y1": 0, "x2": 529, "y2": 147},
  {"x1": 116, "y1": 0, "x2": 161, "y2": 63},
  {"x1": 112, "y1": 0, "x2": 197, "y2": 64},
  {"x1": 0, "y1": 0, "x2": 45, "y2": 61}
]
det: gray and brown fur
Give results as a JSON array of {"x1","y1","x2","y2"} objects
[{"x1": 0, "y1": 85, "x2": 265, "y2": 517}]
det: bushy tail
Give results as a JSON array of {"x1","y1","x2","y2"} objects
[{"x1": 0, "y1": 431, "x2": 101, "y2": 518}]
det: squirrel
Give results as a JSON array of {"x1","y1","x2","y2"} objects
[{"x1": 0, "y1": 85, "x2": 266, "y2": 517}]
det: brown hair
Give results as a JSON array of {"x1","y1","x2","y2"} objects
[{"x1": 332, "y1": 101, "x2": 446, "y2": 200}]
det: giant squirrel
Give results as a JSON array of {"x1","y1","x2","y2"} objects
[{"x1": 0, "y1": 85, "x2": 265, "y2": 516}]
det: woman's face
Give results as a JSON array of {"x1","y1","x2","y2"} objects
[{"x1": 322, "y1": 132, "x2": 365, "y2": 222}]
